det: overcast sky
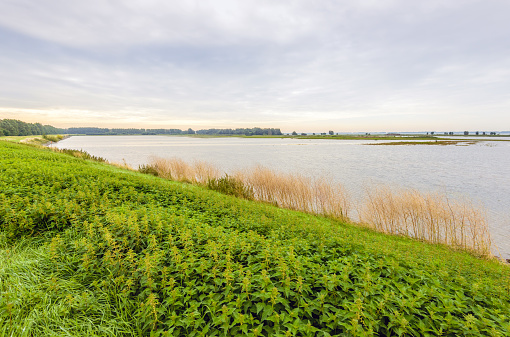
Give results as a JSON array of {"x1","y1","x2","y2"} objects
[{"x1": 0, "y1": 0, "x2": 509, "y2": 132}]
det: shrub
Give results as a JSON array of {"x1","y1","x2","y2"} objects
[
  {"x1": 207, "y1": 174, "x2": 254, "y2": 200},
  {"x1": 138, "y1": 164, "x2": 159, "y2": 176}
]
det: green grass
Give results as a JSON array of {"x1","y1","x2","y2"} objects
[
  {"x1": 0, "y1": 135, "x2": 45, "y2": 143},
  {"x1": 0, "y1": 135, "x2": 65, "y2": 146},
  {"x1": 1, "y1": 141, "x2": 509, "y2": 336}
]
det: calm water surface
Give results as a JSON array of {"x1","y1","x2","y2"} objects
[{"x1": 55, "y1": 136, "x2": 510, "y2": 257}]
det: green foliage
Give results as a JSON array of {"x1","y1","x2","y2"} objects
[
  {"x1": 196, "y1": 128, "x2": 282, "y2": 136},
  {"x1": 138, "y1": 164, "x2": 160, "y2": 176},
  {"x1": 42, "y1": 134, "x2": 64, "y2": 142},
  {"x1": 0, "y1": 118, "x2": 282, "y2": 137},
  {"x1": 0, "y1": 141, "x2": 509, "y2": 336},
  {"x1": 0, "y1": 118, "x2": 63, "y2": 136},
  {"x1": 52, "y1": 148, "x2": 107, "y2": 162},
  {"x1": 207, "y1": 175, "x2": 254, "y2": 200}
]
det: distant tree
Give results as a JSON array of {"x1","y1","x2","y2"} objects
[
  {"x1": 0, "y1": 119, "x2": 64, "y2": 136},
  {"x1": 301, "y1": 133, "x2": 307, "y2": 136},
  {"x1": 292, "y1": 131, "x2": 298, "y2": 135},
  {"x1": 464, "y1": 131, "x2": 469, "y2": 135},
  {"x1": 187, "y1": 128, "x2": 195, "y2": 134},
  {"x1": 196, "y1": 128, "x2": 282, "y2": 136},
  {"x1": 329, "y1": 130, "x2": 334, "y2": 135}
]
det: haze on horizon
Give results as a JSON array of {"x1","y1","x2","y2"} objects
[{"x1": 0, "y1": 0, "x2": 509, "y2": 133}]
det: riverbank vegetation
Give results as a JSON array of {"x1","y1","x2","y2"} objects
[
  {"x1": 0, "y1": 134, "x2": 67, "y2": 146},
  {"x1": 1, "y1": 141, "x2": 509, "y2": 336},
  {"x1": 141, "y1": 157, "x2": 491, "y2": 256}
]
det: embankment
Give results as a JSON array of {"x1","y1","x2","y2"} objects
[{"x1": 1, "y1": 141, "x2": 509, "y2": 336}]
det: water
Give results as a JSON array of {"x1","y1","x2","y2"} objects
[{"x1": 54, "y1": 135, "x2": 510, "y2": 257}]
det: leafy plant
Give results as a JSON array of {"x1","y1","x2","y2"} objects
[
  {"x1": 138, "y1": 164, "x2": 159, "y2": 176},
  {"x1": 207, "y1": 174, "x2": 254, "y2": 200}
]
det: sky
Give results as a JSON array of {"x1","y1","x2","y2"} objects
[{"x1": 0, "y1": 0, "x2": 509, "y2": 132}]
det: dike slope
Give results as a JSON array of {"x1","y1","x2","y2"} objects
[{"x1": 1, "y1": 141, "x2": 509, "y2": 336}]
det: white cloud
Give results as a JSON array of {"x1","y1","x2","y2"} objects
[
  {"x1": 0, "y1": 0, "x2": 324, "y2": 48},
  {"x1": 0, "y1": 0, "x2": 509, "y2": 131}
]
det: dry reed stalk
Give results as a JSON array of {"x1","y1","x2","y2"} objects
[
  {"x1": 239, "y1": 166, "x2": 350, "y2": 221},
  {"x1": 148, "y1": 157, "x2": 221, "y2": 184},
  {"x1": 192, "y1": 160, "x2": 221, "y2": 184},
  {"x1": 110, "y1": 160, "x2": 134, "y2": 171},
  {"x1": 359, "y1": 186, "x2": 492, "y2": 256}
]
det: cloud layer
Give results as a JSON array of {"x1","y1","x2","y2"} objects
[{"x1": 1, "y1": 0, "x2": 509, "y2": 131}]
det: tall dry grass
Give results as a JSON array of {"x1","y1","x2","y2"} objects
[
  {"x1": 359, "y1": 186, "x2": 492, "y2": 256},
  {"x1": 143, "y1": 157, "x2": 492, "y2": 256},
  {"x1": 148, "y1": 156, "x2": 220, "y2": 184},
  {"x1": 235, "y1": 166, "x2": 350, "y2": 221}
]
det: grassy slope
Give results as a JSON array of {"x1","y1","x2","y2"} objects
[
  {"x1": 0, "y1": 141, "x2": 509, "y2": 336},
  {"x1": 0, "y1": 135, "x2": 45, "y2": 143}
]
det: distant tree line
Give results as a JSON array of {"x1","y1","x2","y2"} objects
[
  {"x1": 66, "y1": 127, "x2": 192, "y2": 135},
  {"x1": 1, "y1": 119, "x2": 282, "y2": 137},
  {"x1": 0, "y1": 119, "x2": 64, "y2": 136},
  {"x1": 195, "y1": 128, "x2": 282, "y2": 136}
]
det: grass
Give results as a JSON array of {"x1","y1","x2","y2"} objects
[
  {"x1": 0, "y1": 135, "x2": 46, "y2": 144},
  {"x1": 0, "y1": 134, "x2": 66, "y2": 146},
  {"x1": 1, "y1": 141, "x2": 509, "y2": 336}
]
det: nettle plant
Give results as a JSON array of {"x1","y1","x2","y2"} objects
[{"x1": 44, "y1": 205, "x2": 509, "y2": 336}]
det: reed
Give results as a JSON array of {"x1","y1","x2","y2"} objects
[
  {"x1": 147, "y1": 156, "x2": 220, "y2": 184},
  {"x1": 236, "y1": 166, "x2": 350, "y2": 221},
  {"x1": 143, "y1": 157, "x2": 492, "y2": 256},
  {"x1": 359, "y1": 186, "x2": 492, "y2": 256},
  {"x1": 109, "y1": 159, "x2": 134, "y2": 171}
]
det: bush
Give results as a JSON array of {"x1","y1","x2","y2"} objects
[
  {"x1": 207, "y1": 174, "x2": 254, "y2": 200},
  {"x1": 43, "y1": 134, "x2": 64, "y2": 142},
  {"x1": 138, "y1": 164, "x2": 159, "y2": 176}
]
